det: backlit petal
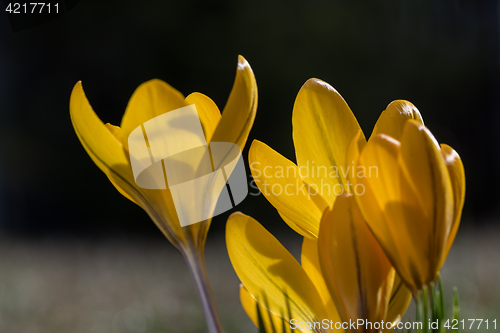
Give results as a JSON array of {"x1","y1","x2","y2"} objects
[
  {"x1": 318, "y1": 194, "x2": 394, "y2": 325},
  {"x1": 185, "y1": 92, "x2": 221, "y2": 142},
  {"x1": 249, "y1": 140, "x2": 329, "y2": 239},
  {"x1": 385, "y1": 274, "x2": 412, "y2": 328},
  {"x1": 70, "y1": 82, "x2": 150, "y2": 214},
  {"x1": 279, "y1": 213, "x2": 317, "y2": 241},
  {"x1": 293, "y1": 78, "x2": 364, "y2": 205},
  {"x1": 439, "y1": 144, "x2": 465, "y2": 267},
  {"x1": 371, "y1": 100, "x2": 423, "y2": 141},
  {"x1": 120, "y1": 79, "x2": 188, "y2": 151},
  {"x1": 301, "y1": 238, "x2": 342, "y2": 324},
  {"x1": 103, "y1": 123, "x2": 139, "y2": 205},
  {"x1": 70, "y1": 81, "x2": 188, "y2": 248},
  {"x1": 398, "y1": 121, "x2": 454, "y2": 287},
  {"x1": 70, "y1": 82, "x2": 132, "y2": 185},
  {"x1": 226, "y1": 212, "x2": 328, "y2": 327},
  {"x1": 210, "y1": 55, "x2": 257, "y2": 151},
  {"x1": 352, "y1": 134, "x2": 419, "y2": 291},
  {"x1": 240, "y1": 285, "x2": 297, "y2": 333},
  {"x1": 345, "y1": 130, "x2": 366, "y2": 194}
]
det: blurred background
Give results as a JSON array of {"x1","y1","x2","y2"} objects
[{"x1": 0, "y1": 0, "x2": 499, "y2": 332}]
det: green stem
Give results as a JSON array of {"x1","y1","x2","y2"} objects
[
  {"x1": 430, "y1": 282, "x2": 439, "y2": 331},
  {"x1": 184, "y1": 248, "x2": 224, "y2": 333},
  {"x1": 437, "y1": 274, "x2": 446, "y2": 333},
  {"x1": 452, "y1": 287, "x2": 460, "y2": 333},
  {"x1": 437, "y1": 274, "x2": 445, "y2": 319},
  {"x1": 416, "y1": 291, "x2": 423, "y2": 333},
  {"x1": 423, "y1": 285, "x2": 429, "y2": 333}
]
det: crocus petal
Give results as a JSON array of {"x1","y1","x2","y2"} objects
[
  {"x1": 439, "y1": 144, "x2": 465, "y2": 267},
  {"x1": 351, "y1": 134, "x2": 415, "y2": 288},
  {"x1": 293, "y1": 78, "x2": 365, "y2": 205},
  {"x1": 185, "y1": 92, "x2": 221, "y2": 143},
  {"x1": 120, "y1": 79, "x2": 188, "y2": 151},
  {"x1": 278, "y1": 213, "x2": 317, "y2": 241},
  {"x1": 70, "y1": 82, "x2": 132, "y2": 185},
  {"x1": 249, "y1": 140, "x2": 329, "y2": 239},
  {"x1": 345, "y1": 130, "x2": 366, "y2": 194},
  {"x1": 318, "y1": 194, "x2": 394, "y2": 326},
  {"x1": 384, "y1": 273, "x2": 412, "y2": 329},
  {"x1": 70, "y1": 81, "x2": 189, "y2": 248},
  {"x1": 226, "y1": 212, "x2": 328, "y2": 327},
  {"x1": 210, "y1": 55, "x2": 257, "y2": 151},
  {"x1": 103, "y1": 123, "x2": 139, "y2": 205},
  {"x1": 398, "y1": 121, "x2": 454, "y2": 286},
  {"x1": 301, "y1": 238, "x2": 342, "y2": 324},
  {"x1": 240, "y1": 285, "x2": 299, "y2": 333},
  {"x1": 370, "y1": 100, "x2": 423, "y2": 141},
  {"x1": 70, "y1": 83, "x2": 152, "y2": 217}
]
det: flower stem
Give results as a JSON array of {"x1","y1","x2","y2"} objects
[{"x1": 184, "y1": 248, "x2": 224, "y2": 333}]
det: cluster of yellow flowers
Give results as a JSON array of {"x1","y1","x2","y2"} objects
[
  {"x1": 70, "y1": 56, "x2": 464, "y2": 333},
  {"x1": 228, "y1": 77, "x2": 465, "y2": 333}
]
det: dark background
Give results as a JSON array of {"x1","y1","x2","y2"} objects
[{"x1": 0, "y1": 0, "x2": 498, "y2": 240}]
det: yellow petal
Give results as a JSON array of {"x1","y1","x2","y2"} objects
[
  {"x1": 301, "y1": 238, "x2": 342, "y2": 324},
  {"x1": 70, "y1": 81, "x2": 188, "y2": 248},
  {"x1": 371, "y1": 100, "x2": 423, "y2": 141},
  {"x1": 355, "y1": 132, "x2": 434, "y2": 292},
  {"x1": 70, "y1": 82, "x2": 146, "y2": 209},
  {"x1": 210, "y1": 55, "x2": 257, "y2": 151},
  {"x1": 107, "y1": 176, "x2": 138, "y2": 204},
  {"x1": 240, "y1": 285, "x2": 296, "y2": 333},
  {"x1": 293, "y1": 78, "x2": 365, "y2": 204},
  {"x1": 439, "y1": 144, "x2": 465, "y2": 267},
  {"x1": 226, "y1": 212, "x2": 328, "y2": 327},
  {"x1": 279, "y1": 213, "x2": 317, "y2": 241},
  {"x1": 345, "y1": 130, "x2": 366, "y2": 194},
  {"x1": 249, "y1": 140, "x2": 329, "y2": 239},
  {"x1": 120, "y1": 79, "x2": 188, "y2": 151},
  {"x1": 398, "y1": 121, "x2": 454, "y2": 286},
  {"x1": 70, "y1": 81, "x2": 132, "y2": 185},
  {"x1": 385, "y1": 274, "x2": 412, "y2": 327},
  {"x1": 352, "y1": 134, "x2": 414, "y2": 283},
  {"x1": 103, "y1": 123, "x2": 139, "y2": 205},
  {"x1": 318, "y1": 194, "x2": 394, "y2": 325},
  {"x1": 185, "y1": 92, "x2": 221, "y2": 142},
  {"x1": 105, "y1": 123, "x2": 123, "y2": 141}
]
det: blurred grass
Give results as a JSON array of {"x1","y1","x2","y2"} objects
[
  {"x1": 0, "y1": 225, "x2": 498, "y2": 333},
  {"x1": 0, "y1": 236, "x2": 255, "y2": 333}
]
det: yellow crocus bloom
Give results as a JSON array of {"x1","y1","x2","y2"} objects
[
  {"x1": 348, "y1": 119, "x2": 465, "y2": 294},
  {"x1": 70, "y1": 55, "x2": 257, "y2": 333},
  {"x1": 243, "y1": 78, "x2": 427, "y2": 331}
]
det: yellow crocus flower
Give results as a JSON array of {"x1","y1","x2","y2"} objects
[
  {"x1": 244, "y1": 78, "x2": 422, "y2": 331},
  {"x1": 227, "y1": 195, "x2": 410, "y2": 333},
  {"x1": 348, "y1": 119, "x2": 465, "y2": 295},
  {"x1": 249, "y1": 79, "x2": 422, "y2": 241},
  {"x1": 70, "y1": 55, "x2": 257, "y2": 333}
]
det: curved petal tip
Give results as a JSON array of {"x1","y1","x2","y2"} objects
[{"x1": 302, "y1": 78, "x2": 340, "y2": 94}]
